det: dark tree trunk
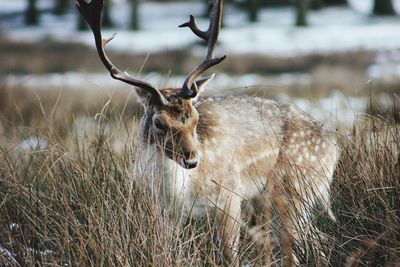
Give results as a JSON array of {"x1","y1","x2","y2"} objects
[
  {"x1": 25, "y1": 0, "x2": 39, "y2": 25},
  {"x1": 102, "y1": 0, "x2": 114, "y2": 28},
  {"x1": 373, "y1": 0, "x2": 395, "y2": 15},
  {"x1": 296, "y1": 0, "x2": 310, "y2": 27},
  {"x1": 248, "y1": 0, "x2": 260, "y2": 22},
  {"x1": 53, "y1": 0, "x2": 70, "y2": 15},
  {"x1": 324, "y1": 0, "x2": 347, "y2": 5},
  {"x1": 311, "y1": 0, "x2": 324, "y2": 10},
  {"x1": 263, "y1": 0, "x2": 291, "y2": 6},
  {"x1": 130, "y1": 0, "x2": 139, "y2": 30}
]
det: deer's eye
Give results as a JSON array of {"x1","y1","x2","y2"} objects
[
  {"x1": 171, "y1": 106, "x2": 181, "y2": 113},
  {"x1": 154, "y1": 119, "x2": 166, "y2": 132}
]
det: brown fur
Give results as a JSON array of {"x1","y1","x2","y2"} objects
[
  {"x1": 195, "y1": 101, "x2": 221, "y2": 142},
  {"x1": 135, "y1": 91, "x2": 339, "y2": 266}
]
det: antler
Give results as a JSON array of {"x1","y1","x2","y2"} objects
[
  {"x1": 179, "y1": 0, "x2": 226, "y2": 98},
  {"x1": 76, "y1": 0, "x2": 168, "y2": 106}
]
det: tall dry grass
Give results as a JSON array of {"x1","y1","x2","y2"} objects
[
  {"x1": 0, "y1": 85, "x2": 399, "y2": 266},
  {"x1": 329, "y1": 118, "x2": 400, "y2": 266}
]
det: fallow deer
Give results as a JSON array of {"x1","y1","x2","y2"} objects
[{"x1": 77, "y1": 0, "x2": 340, "y2": 265}]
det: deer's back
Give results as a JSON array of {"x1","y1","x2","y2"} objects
[{"x1": 193, "y1": 95, "x2": 339, "y2": 201}]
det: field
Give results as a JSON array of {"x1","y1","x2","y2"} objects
[{"x1": 0, "y1": 78, "x2": 399, "y2": 266}]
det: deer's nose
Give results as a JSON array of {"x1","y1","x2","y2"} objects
[
  {"x1": 183, "y1": 150, "x2": 194, "y2": 161},
  {"x1": 182, "y1": 150, "x2": 198, "y2": 169},
  {"x1": 182, "y1": 158, "x2": 198, "y2": 169}
]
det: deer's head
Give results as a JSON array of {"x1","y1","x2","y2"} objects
[{"x1": 76, "y1": 0, "x2": 226, "y2": 169}]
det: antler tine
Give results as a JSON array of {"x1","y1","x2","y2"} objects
[
  {"x1": 179, "y1": 15, "x2": 208, "y2": 41},
  {"x1": 180, "y1": 0, "x2": 227, "y2": 98},
  {"x1": 76, "y1": 0, "x2": 168, "y2": 106}
]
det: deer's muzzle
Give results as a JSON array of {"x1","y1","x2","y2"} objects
[{"x1": 182, "y1": 157, "x2": 199, "y2": 169}]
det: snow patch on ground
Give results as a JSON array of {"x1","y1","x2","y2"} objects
[
  {"x1": 0, "y1": 244, "x2": 19, "y2": 266},
  {"x1": 4, "y1": 72, "x2": 368, "y2": 129},
  {"x1": 368, "y1": 50, "x2": 400, "y2": 81},
  {"x1": 19, "y1": 136, "x2": 48, "y2": 151},
  {"x1": 5, "y1": 71, "x2": 310, "y2": 93},
  {"x1": 2, "y1": 0, "x2": 400, "y2": 56},
  {"x1": 284, "y1": 90, "x2": 369, "y2": 129}
]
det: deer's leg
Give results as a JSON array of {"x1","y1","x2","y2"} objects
[
  {"x1": 271, "y1": 175, "x2": 325, "y2": 267},
  {"x1": 272, "y1": 187, "x2": 297, "y2": 267},
  {"x1": 258, "y1": 180, "x2": 274, "y2": 267},
  {"x1": 218, "y1": 195, "x2": 241, "y2": 266},
  {"x1": 265, "y1": 176, "x2": 304, "y2": 267}
]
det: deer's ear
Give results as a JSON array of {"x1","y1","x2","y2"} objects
[
  {"x1": 191, "y1": 74, "x2": 215, "y2": 102},
  {"x1": 134, "y1": 88, "x2": 153, "y2": 106},
  {"x1": 134, "y1": 88, "x2": 150, "y2": 105}
]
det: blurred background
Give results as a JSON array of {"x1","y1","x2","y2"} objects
[{"x1": 0, "y1": 0, "x2": 400, "y2": 136}]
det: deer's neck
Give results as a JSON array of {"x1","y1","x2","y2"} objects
[{"x1": 195, "y1": 99, "x2": 221, "y2": 144}]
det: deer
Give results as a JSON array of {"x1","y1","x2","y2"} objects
[{"x1": 76, "y1": 0, "x2": 340, "y2": 265}]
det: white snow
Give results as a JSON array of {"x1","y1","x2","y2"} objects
[
  {"x1": 0, "y1": 244, "x2": 19, "y2": 266},
  {"x1": 4, "y1": 72, "x2": 369, "y2": 129},
  {"x1": 9, "y1": 223, "x2": 19, "y2": 231},
  {"x1": 284, "y1": 90, "x2": 369, "y2": 129},
  {"x1": 5, "y1": 72, "x2": 119, "y2": 90},
  {"x1": 19, "y1": 136, "x2": 48, "y2": 151},
  {"x1": 4, "y1": 71, "x2": 310, "y2": 92},
  {"x1": 2, "y1": 0, "x2": 400, "y2": 56},
  {"x1": 368, "y1": 50, "x2": 400, "y2": 81},
  {"x1": 2, "y1": 0, "x2": 400, "y2": 82}
]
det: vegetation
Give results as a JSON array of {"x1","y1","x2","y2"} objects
[{"x1": 0, "y1": 84, "x2": 398, "y2": 266}]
